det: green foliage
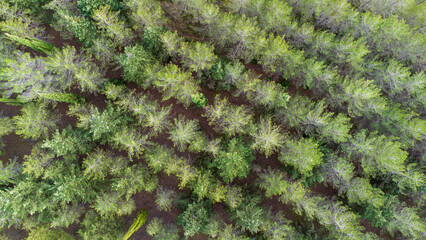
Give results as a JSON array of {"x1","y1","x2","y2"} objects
[
  {"x1": 26, "y1": 226, "x2": 75, "y2": 240},
  {"x1": 2, "y1": 1, "x2": 426, "y2": 239},
  {"x1": 13, "y1": 102, "x2": 61, "y2": 140},
  {"x1": 38, "y1": 92, "x2": 86, "y2": 104},
  {"x1": 0, "y1": 162, "x2": 95, "y2": 228},
  {"x1": 160, "y1": 30, "x2": 183, "y2": 57},
  {"x1": 93, "y1": 5, "x2": 133, "y2": 46},
  {"x1": 386, "y1": 206, "x2": 426, "y2": 239},
  {"x1": 0, "y1": 157, "x2": 21, "y2": 186},
  {"x1": 0, "y1": 97, "x2": 26, "y2": 105},
  {"x1": 362, "y1": 195, "x2": 398, "y2": 228},
  {"x1": 349, "y1": 130, "x2": 408, "y2": 177},
  {"x1": 251, "y1": 117, "x2": 285, "y2": 157},
  {"x1": 224, "y1": 185, "x2": 243, "y2": 209},
  {"x1": 279, "y1": 138, "x2": 324, "y2": 177},
  {"x1": 0, "y1": 2, "x2": 44, "y2": 39},
  {"x1": 177, "y1": 200, "x2": 212, "y2": 238},
  {"x1": 42, "y1": 126, "x2": 93, "y2": 156},
  {"x1": 168, "y1": 115, "x2": 206, "y2": 152},
  {"x1": 216, "y1": 223, "x2": 250, "y2": 240},
  {"x1": 92, "y1": 191, "x2": 136, "y2": 218},
  {"x1": 4, "y1": 33, "x2": 58, "y2": 54},
  {"x1": 123, "y1": 210, "x2": 148, "y2": 240},
  {"x1": 119, "y1": 44, "x2": 156, "y2": 85},
  {"x1": 155, "y1": 187, "x2": 175, "y2": 211},
  {"x1": 179, "y1": 41, "x2": 217, "y2": 72},
  {"x1": 0, "y1": 52, "x2": 56, "y2": 101},
  {"x1": 146, "y1": 218, "x2": 180, "y2": 240},
  {"x1": 155, "y1": 63, "x2": 202, "y2": 107},
  {"x1": 68, "y1": 103, "x2": 132, "y2": 142},
  {"x1": 77, "y1": 0, "x2": 123, "y2": 18},
  {"x1": 322, "y1": 155, "x2": 354, "y2": 188},
  {"x1": 210, "y1": 58, "x2": 227, "y2": 81},
  {"x1": 78, "y1": 210, "x2": 125, "y2": 240},
  {"x1": 346, "y1": 177, "x2": 385, "y2": 208},
  {"x1": 332, "y1": 78, "x2": 387, "y2": 117},
  {"x1": 82, "y1": 148, "x2": 127, "y2": 180},
  {"x1": 60, "y1": 13, "x2": 98, "y2": 46},
  {"x1": 111, "y1": 164, "x2": 158, "y2": 199},
  {"x1": 202, "y1": 214, "x2": 221, "y2": 237},
  {"x1": 231, "y1": 197, "x2": 264, "y2": 233},
  {"x1": 142, "y1": 26, "x2": 166, "y2": 59},
  {"x1": 0, "y1": 116, "x2": 14, "y2": 137},
  {"x1": 104, "y1": 84, "x2": 172, "y2": 136},
  {"x1": 192, "y1": 171, "x2": 215, "y2": 200},
  {"x1": 204, "y1": 96, "x2": 254, "y2": 136},
  {"x1": 23, "y1": 144, "x2": 55, "y2": 178},
  {"x1": 146, "y1": 218, "x2": 162, "y2": 236},
  {"x1": 191, "y1": 93, "x2": 208, "y2": 107},
  {"x1": 110, "y1": 127, "x2": 152, "y2": 158},
  {"x1": 393, "y1": 163, "x2": 425, "y2": 194},
  {"x1": 125, "y1": 0, "x2": 165, "y2": 29},
  {"x1": 4, "y1": 0, "x2": 52, "y2": 20},
  {"x1": 278, "y1": 95, "x2": 353, "y2": 143},
  {"x1": 258, "y1": 168, "x2": 289, "y2": 197},
  {"x1": 263, "y1": 210, "x2": 303, "y2": 240},
  {"x1": 212, "y1": 137, "x2": 255, "y2": 183},
  {"x1": 144, "y1": 145, "x2": 175, "y2": 173},
  {"x1": 86, "y1": 37, "x2": 118, "y2": 68}
]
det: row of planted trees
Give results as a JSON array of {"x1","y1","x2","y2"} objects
[{"x1": 0, "y1": 0, "x2": 425, "y2": 239}]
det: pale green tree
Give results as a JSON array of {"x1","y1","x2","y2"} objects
[
  {"x1": 13, "y1": 102, "x2": 61, "y2": 140},
  {"x1": 251, "y1": 117, "x2": 285, "y2": 157}
]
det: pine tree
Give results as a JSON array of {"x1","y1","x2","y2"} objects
[
  {"x1": 13, "y1": 102, "x2": 61, "y2": 140},
  {"x1": 26, "y1": 226, "x2": 75, "y2": 240},
  {"x1": 93, "y1": 5, "x2": 134, "y2": 46},
  {"x1": 82, "y1": 148, "x2": 127, "y2": 181},
  {"x1": 232, "y1": 197, "x2": 264, "y2": 233},
  {"x1": 204, "y1": 96, "x2": 254, "y2": 136},
  {"x1": 92, "y1": 191, "x2": 136, "y2": 218},
  {"x1": 179, "y1": 41, "x2": 217, "y2": 73},
  {"x1": 251, "y1": 117, "x2": 285, "y2": 157},
  {"x1": 125, "y1": 0, "x2": 166, "y2": 30},
  {"x1": 155, "y1": 187, "x2": 176, "y2": 211},
  {"x1": 168, "y1": 115, "x2": 206, "y2": 152},
  {"x1": 279, "y1": 138, "x2": 324, "y2": 177},
  {"x1": 23, "y1": 144, "x2": 55, "y2": 178},
  {"x1": 177, "y1": 201, "x2": 211, "y2": 238},
  {"x1": 212, "y1": 137, "x2": 255, "y2": 183},
  {"x1": 42, "y1": 126, "x2": 93, "y2": 157}
]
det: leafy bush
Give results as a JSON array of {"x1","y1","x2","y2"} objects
[{"x1": 191, "y1": 93, "x2": 208, "y2": 107}]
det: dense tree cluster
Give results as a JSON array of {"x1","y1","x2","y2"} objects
[{"x1": 0, "y1": 0, "x2": 424, "y2": 239}]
